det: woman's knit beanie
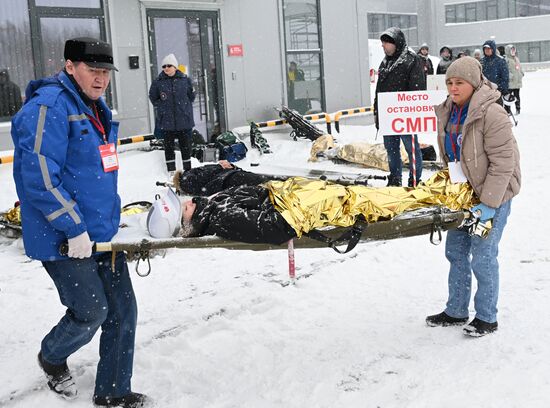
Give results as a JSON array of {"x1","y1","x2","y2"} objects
[{"x1": 445, "y1": 56, "x2": 483, "y2": 89}]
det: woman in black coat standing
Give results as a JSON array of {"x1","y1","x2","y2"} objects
[{"x1": 149, "y1": 53, "x2": 196, "y2": 176}]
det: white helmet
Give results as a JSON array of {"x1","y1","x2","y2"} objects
[{"x1": 146, "y1": 188, "x2": 182, "y2": 238}]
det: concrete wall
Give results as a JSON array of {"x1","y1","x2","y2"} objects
[
  {"x1": 220, "y1": 0, "x2": 285, "y2": 128},
  {"x1": 108, "y1": 0, "x2": 151, "y2": 138},
  {"x1": 321, "y1": 0, "x2": 370, "y2": 110}
]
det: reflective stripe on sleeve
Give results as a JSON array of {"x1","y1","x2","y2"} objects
[{"x1": 34, "y1": 105, "x2": 82, "y2": 224}]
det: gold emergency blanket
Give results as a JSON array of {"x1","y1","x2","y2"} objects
[
  {"x1": 5, "y1": 205, "x2": 21, "y2": 225},
  {"x1": 309, "y1": 136, "x2": 408, "y2": 171},
  {"x1": 337, "y1": 142, "x2": 408, "y2": 171},
  {"x1": 266, "y1": 170, "x2": 478, "y2": 237}
]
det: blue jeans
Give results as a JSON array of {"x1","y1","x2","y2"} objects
[
  {"x1": 41, "y1": 252, "x2": 137, "y2": 398},
  {"x1": 444, "y1": 200, "x2": 512, "y2": 323},
  {"x1": 383, "y1": 134, "x2": 423, "y2": 185}
]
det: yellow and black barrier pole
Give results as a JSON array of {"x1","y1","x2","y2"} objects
[
  {"x1": 0, "y1": 155, "x2": 13, "y2": 165},
  {"x1": 334, "y1": 106, "x2": 373, "y2": 133},
  {"x1": 0, "y1": 134, "x2": 156, "y2": 166},
  {"x1": 117, "y1": 134, "x2": 155, "y2": 146}
]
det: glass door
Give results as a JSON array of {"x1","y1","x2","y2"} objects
[{"x1": 147, "y1": 9, "x2": 224, "y2": 142}]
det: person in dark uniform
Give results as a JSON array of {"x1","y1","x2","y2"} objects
[{"x1": 149, "y1": 53, "x2": 196, "y2": 177}]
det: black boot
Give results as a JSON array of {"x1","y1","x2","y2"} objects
[
  {"x1": 93, "y1": 392, "x2": 152, "y2": 407},
  {"x1": 386, "y1": 175, "x2": 402, "y2": 187},
  {"x1": 463, "y1": 318, "x2": 498, "y2": 337},
  {"x1": 426, "y1": 311, "x2": 468, "y2": 327},
  {"x1": 37, "y1": 352, "x2": 78, "y2": 400}
]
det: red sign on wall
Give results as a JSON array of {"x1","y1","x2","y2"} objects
[{"x1": 227, "y1": 44, "x2": 244, "y2": 57}]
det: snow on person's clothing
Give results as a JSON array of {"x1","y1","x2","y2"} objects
[
  {"x1": 189, "y1": 185, "x2": 297, "y2": 245},
  {"x1": 149, "y1": 69, "x2": 196, "y2": 131},
  {"x1": 436, "y1": 46, "x2": 453, "y2": 74},
  {"x1": 11, "y1": 71, "x2": 121, "y2": 260},
  {"x1": 444, "y1": 103, "x2": 469, "y2": 162},
  {"x1": 175, "y1": 164, "x2": 272, "y2": 196},
  {"x1": 373, "y1": 27, "x2": 426, "y2": 129},
  {"x1": 504, "y1": 44, "x2": 524, "y2": 89},
  {"x1": 481, "y1": 40, "x2": 509, "y2": 93},
  {"x1": 435, "y1": 78, "x2": 521, "y2": 208}
]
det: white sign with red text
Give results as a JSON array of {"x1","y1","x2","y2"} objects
[{"x1": 378, "y1": 90, "x2": 447, "y2": 137}]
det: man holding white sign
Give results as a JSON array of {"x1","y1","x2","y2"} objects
[{"x1": 374, "y1": 27, "x2": 426, "y2": 187}]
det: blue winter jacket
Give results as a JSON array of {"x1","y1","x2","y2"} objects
[
  {"x1": 11, "y1": 71, "x2": 121, "y2": 260},
  {"x1": 481, "y1": 40, "x2": 509, "y2": 93},
  {"x1": 149, "y1": 70, "x2": 196, "y2": 131}
]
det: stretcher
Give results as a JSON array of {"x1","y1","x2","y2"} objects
[{"x1": 56, "y1": 206, "x2": 465, "y2": 277}]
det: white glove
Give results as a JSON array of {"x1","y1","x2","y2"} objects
[{"x1": 67, "y1": 231, "x2": 94, "y2": 259}]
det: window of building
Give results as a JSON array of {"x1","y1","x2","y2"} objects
[
  {"x1": 455, "y1": 3, "x2": 467, "y2": 22},
  {"x1": 507, "y1": 0, "x2": 518, "y2": 17},
  {"x1": 446, "y1": 5, "x2": 456, "y2": 23},
  {"x1": 446, "y1": 0, "x2": 550, "y2": 23},
  {"x1": 0, "y1": 0, "x2": 32, "y2": 121},
  {"x1": 39, "y1": 17, "x2": 102, "y2": 76},
  {"x1": 35, "y1": 0, "x2": 101, "y2": 6},
  {"x1": 465, "y1": 3, "x2": 477, "y2": 21},
  {"x1": 487, "y1": 0, "x2": 498, "y2": 19},
  {"x1": 541, "y1": 40, "x2": 550, "y2": 61},
  {"x1": 0, "y1": 0, "x2": 110, "y2": 123},
  {"x1": 476, "y1": 2, "x2": 488, "y2": 20},
  {"x1": 283, "y1": 0, "x2": 324, "y2": 114},
  {"x1": 497, "y1": 0, "x2": 509, "y2": 18},
  {"x1": 367, "y1": 13, "x2": 418, "y2": 46},
  {"x1": 527, "y1": 41, "x2": 542, "y2": 61}
]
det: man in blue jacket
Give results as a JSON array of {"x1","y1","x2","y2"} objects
[
  {"x1": 11, "y1": 38, "x2": 149, "y2": 407},
  {"x1": 481, "y1": 40, "x2": 509, "y2": 101}
]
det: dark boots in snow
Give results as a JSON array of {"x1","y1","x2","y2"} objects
[
  {"x1": 463, "y1": 318, "x2": 498, "y2": 337},
  {"x1": 38, "y1": 352, "x2": 77, "y2": 399},
  {"x1": 426, "y1": 311, "x2": 468, "y2": 327}
]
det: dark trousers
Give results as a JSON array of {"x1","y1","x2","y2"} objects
[
  {"x1": 41, "y1": 252, "x2": 137, "y2": 398},
  {"x1": 164, "y1": 129, "x2": 193, "y2": 171},
  {"x1": 510, "y1": 89, "x2": 521, "y2": 112},
  {"x1": 224, "y1": 171, "x2": 273, "y2": 189},
  {"x1": 383, "y1": 134, "x2": 423, "y2": 186}
]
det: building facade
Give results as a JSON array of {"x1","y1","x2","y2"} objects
[
  {"x1": 0, "y1": 0, "x2": 378, "y2": 150},
  {"x1": 418, "y1": 0, "x2": 550, "y2": 63},
  {"x1": 2, "y1": 0, "x2": 548, "y2": 151}
]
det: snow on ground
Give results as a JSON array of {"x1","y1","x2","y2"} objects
[{"x1": 1, "y1": 71, "x2": 550, "y2": 408}]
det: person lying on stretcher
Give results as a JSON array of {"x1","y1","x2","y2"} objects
[
  {"x1": 148, "y1": 183, "x2": 297, "y2": 244},
  {"x1": 147, "y1": 170, "x2": 480, "y2": 246},
  {"x1": 148, "y1": 161, "x2": 296, "y2": 244}
]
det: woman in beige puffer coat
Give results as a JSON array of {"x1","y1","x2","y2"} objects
[{"x1": 426, "y1": 57, "x2": 521, "y2": 337}]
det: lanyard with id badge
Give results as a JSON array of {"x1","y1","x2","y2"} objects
[
  {"x1": 447, "y1": 114, "x2": 467, "y2": 184},
  {"x1": 88, "y1": 105, "x2": 119, "y2": 172}
]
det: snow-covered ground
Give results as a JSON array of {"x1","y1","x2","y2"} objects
[{"x1": 1, "y1": 70, "x2": 549, "y2": 408}]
